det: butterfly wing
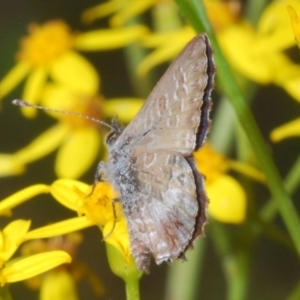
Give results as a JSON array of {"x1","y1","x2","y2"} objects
[
  {"x1": 115, "y1": 33, "x2": 214, "y2": 154},
  {"x1": 107, "y1": 34, "x2": 214, "y2": 272},
  {"x1": 123, "y1": 149, "x2": 207, "y2": 272}
]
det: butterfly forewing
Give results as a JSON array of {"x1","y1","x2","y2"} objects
[
  {"x1": 105, "y1": 34, "x2": 215, "y2": 272},
  {"x1": 116, "y1": 34, "x2": 212, "y2": 154}
]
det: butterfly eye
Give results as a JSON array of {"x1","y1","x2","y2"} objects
[
  {"x1": 106, "y1": 118, "x2": 123, "y2": 147},
  {"x1": 106, "y1": 131, "x2": 118, "y2": 147}
]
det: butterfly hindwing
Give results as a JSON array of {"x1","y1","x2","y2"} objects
[{"x1": 123, "y1": 149, "x2": 199, "y2": 271}]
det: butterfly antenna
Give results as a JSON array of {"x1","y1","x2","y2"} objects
[{"x1": 12, "y1": 99, "x2": 114, "y2": 131}]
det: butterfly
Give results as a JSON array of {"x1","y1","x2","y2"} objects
[
  {"x1": 99, "y1": 33, "x2": 215, "y2": 272},
  {"x1": 13, "y1": 33, "x2": 215, "y2": 273}
]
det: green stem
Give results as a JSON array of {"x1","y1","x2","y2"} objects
[
  {"x1": 164, "y1": 239, "x2": 206, "y2": 300},
  {"x1": 226, "y1": 250, "x2": 250, "y2": 300},
  {"x1": 124, "y1": 18, "x2": 154, "y2": 98},
  {"x1": 209, "y1": 96, "x2": 236, "y2": 152},
  {"x1": 177, "y1": 0, "x2": 300, "y2": 256},
  {"x1": 105, "y1": 243, "x2": 142, "y2": 300},
  {"x1": 245, "y1": 0, "x2": 269, "y2": 23},
  {"x1": 124, "y1": 43, "x2": 154, "y2": 98},
  {"x1": 125, "y1": 278, "x2": 141, "y2": 300},
  {"x1": 260, "y1": 152, "x2": 300, "y2": 221},
  {"x1": 209, "y1": 221, "x2": 250, "y2": 300}
]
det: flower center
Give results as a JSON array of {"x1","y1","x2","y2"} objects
[
  {"x1": 17, "y1": 20, "x2": 75, "y2": 66},
  {"x1": 63, "y1": 95, "x2": 104, "y2": 129}
]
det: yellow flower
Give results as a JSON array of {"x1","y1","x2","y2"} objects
[
  {"x1": 0, "y1": 83, "x2": 144, "y2": 179},
  {"x1": 125, "y1": 0, "x2": 300, "y2": 105},
  {"x1": 0, "y1": 20, "x2": 95, "y2": 118},
  {"x1": 0, "y1": 184, "x2": 70, "y2": 286},
  {"x1": 50, "y1": 179, "x2": 133, "y2": 263},
  {"x1": 269, "y1": 6, "x2": 300, "y2": 143},
  {"x1": 82, "y1": 0, "x2": 237, "y2": 31},
  {"x1": 204, "y1": 0, "x2": 242, "y2": 31},
  {"x1": 0, "y1": 180, "x2": 142, "y2": 281},
  {"x1": 61, "y1": 180, "x2": 141, "y2": 278},
  {"x1": 21, "y1": 234, "x2": 105, "y2": 299},
  {"x1": 82, "y1": 0, "x2": 187, "y2": 77},
  {"x1": 0, "y1": 219, "x2": 70, "y2": 286},
  {"x1": 218, "y1": 0, "x2": 300, "y2": 101},
  {"x1": 39, "y1": 272, "x2": 78, "y2": 300},
  {"x1": 136, "y1": 0, "x2": 242, "y2": 75},
  {"x1": 0, "y1": 20, "x2": 147, "y2": 117},
  {"x1": 194, "y1": 143, "x2": 264, "y2": 224}
]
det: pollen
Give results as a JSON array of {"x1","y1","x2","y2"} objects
[
  {"x1": 79, "y1": 182, "x2": 121, "y2": 226},
  {"x1": 17, "y1": 20, "x2": 75, "y2": 66}
]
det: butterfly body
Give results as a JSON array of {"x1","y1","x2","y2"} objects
[{"x1": 102, "y1": 34, "x2": 215, "y2": 272}]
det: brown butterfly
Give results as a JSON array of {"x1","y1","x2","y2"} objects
[{"x1": 100, "y1": 33, "x2": 215, "y2": 272}]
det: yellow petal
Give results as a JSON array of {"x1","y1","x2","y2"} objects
[
  {"x1": 1, "y1": 251, "x2": 71, "y2": 284},
  {"x1": 270, "y1": 117, "x2": 300, "y2": 142},
  {"x1": 138, "y1": 42, "x2": 184, "y2": 76},
  {"x1": 0, "y1": 154, "x2": 25, "y2": 177},
  {"x1": 55, "y1": 127, "x2": 100, "y2": 179},
  {"x1": 24, "y1": 217, "x2": 94, "y2": 241},
  {"x1": 14, "y1": 124, "x2": 69, "y2": 165},
  {"x1": 49, "y1": 51, "x2": 99, "y2": 95},
  {"x1": 0, "y1": 184, "x2": 50, "y2": 213},
  {"x1": 74, "y1": 26, "x2": 148, "y2": 50},
  {"x1": 140, "y1": 32, "x2": 178, "y2": 47},
  {"x1": 287, "y1": 5, "x2": 300, "y2": 47},
  {"x1": 278, "y1": 65, "x2": 300, "y2": 102},
  {"x1": 256, "y1": 0, "x2": 300, "y2": 52},
  {"x1": 207, "y1": 175, "x2": 246, "y2": 224},
  {"x1": 0, "y1": 220, "x2": 31, "y2": 264},
  {"x1": 0, "y1": 233, "x2": 3, "y2": 257},
  {"x1": 0, "y1": 61, "x2": 31, "y2": 99},
  {"x1": 50, "y1": 179, "x2": 89, "y2": 211},
  {"x1": 228, "y1": 160, "x2": 265, "y2": 183},
  {"x1": 40, "y1": 271, "x2": 78, "y2": 300},
  {"x1": 22, "y1": 66, "x2": 47, "y2": 118},
  {"x1": 218, "y1": 22, "x2": 276, "y2": 83},
  {"x1": 104, "y1": 98, "x2": 144, "y2": 122},
  {"x1": 137, "y1": 28, "x2": 195, "y2": 76},
  {"x1": 82, "y1": 0, "x2": 123, "y2": 24},
  {"x1": 3, "y1": 220, "x2": 31, "y2": 244},
  {"x1": 110, "y1": 0, "x2": 157, "y2": 27}
]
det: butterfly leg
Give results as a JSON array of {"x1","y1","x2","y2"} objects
[
  {"x1": 86, "y1": 161, "x2": 109, "y2": 198},
  {"x1": 102, "y1": 197, "x2": 120, "y2": 240}
]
